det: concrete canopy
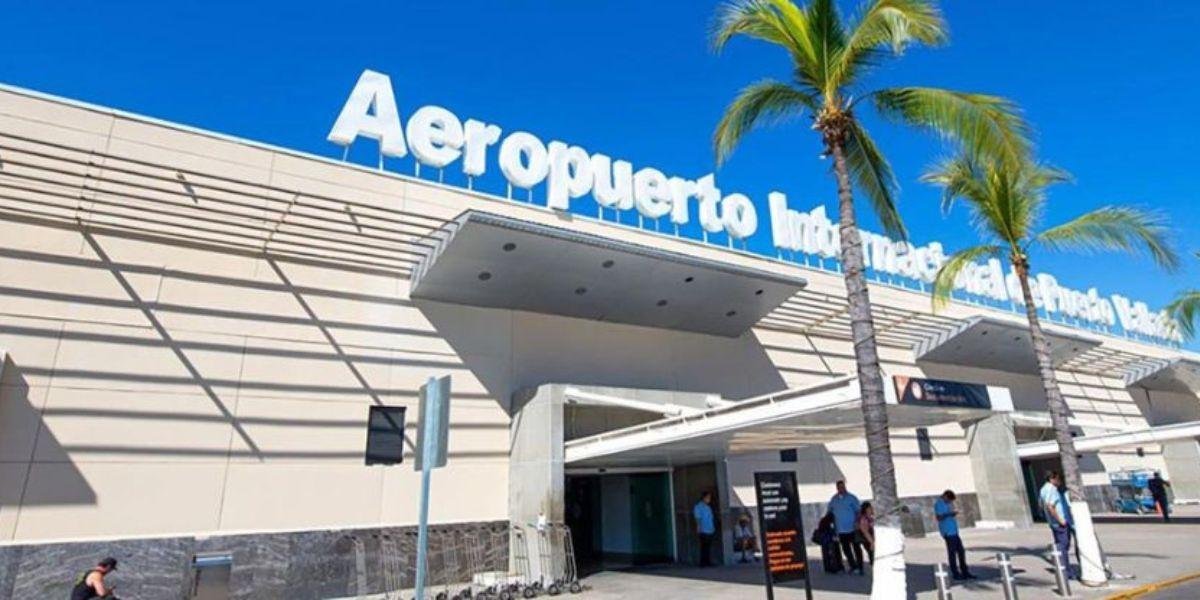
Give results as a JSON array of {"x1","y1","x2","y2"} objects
[
  {"x1": 563, "y1": 377, "x2": 1013, "y2": 468},
  {"x1": 1124, "y1": 358, "x2": 1200, "y2": 394},
  {"x1": 410, "y1": 211, "x2": 807, "y2": 337},
  {"x1": 913, "y1": 315, "x2": 1100, "y2": 374}
]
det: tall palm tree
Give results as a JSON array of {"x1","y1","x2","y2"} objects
[
  {"x1": 924, "y1": 153, "x2": 1179, "y2": 586},
  {"x1": 1167, "y1": 254, "x2": 1200, "y2": 338},
  {"x1": 711, "y1": 1, "x2": 1028, "y2": 594}
]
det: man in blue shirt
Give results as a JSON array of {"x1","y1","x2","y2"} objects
[
  {"x1": 693, "y1": 491, "x2": 717, "y2": 567},
  {"x1": 1040, "y1": 471, "x2": 1078, "y2": 580},
  {"x1": 935, "y1": 489, "x2": 975, "y2": 580},
  {"x1": 826, "y1": 480, "x2": 864, "y2": 574}
]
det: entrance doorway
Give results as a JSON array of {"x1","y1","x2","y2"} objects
[
  {"x1": 565, "y1": 471, "x2": 675, "y2": 574},
  {"x1": 1021, "y1": 456, "x2": 1062, "y2": 523}
]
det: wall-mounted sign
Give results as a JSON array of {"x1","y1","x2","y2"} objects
[
  {"x1": 893, "y1": 376, "x2": 991, "y2": 410},
  {"x1": 753, "y1": 471, "x2": 812, "y2": 600},
  {"x1": 327, "y1": 69, "x2": 1182, "y2": 344}
]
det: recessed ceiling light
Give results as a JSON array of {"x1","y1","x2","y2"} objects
[
  {"x1": 575, "y1": 287, "x2": 587, "y2": 295},
  {"x1": 602, "y1": 259, "x2": 614, "y2": 268},
  {"x1": 478, "y1": 271, "x2": 492, "y2": 281},
  {"x1": 502, "y1": 242, "x2": 517, "y2": 252},
  {"x1": 657, "y1": 299, "x2": 668, "y2": 307}
]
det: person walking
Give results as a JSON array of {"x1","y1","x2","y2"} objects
[
  {"x1": 694, "y1": 491, "x2": 717, "y2": 567},
  {"x1": 826, "y1": 480, "x2": 864, "y2": 574},
  {"x1": 1041, "y1": 471, "x2": 1078, "y2": 580},
  {"x1": 857, "y1": 502, "x2": 876, "y2": 565},
  {"x1": 70, "y1": 557, "x2": 119, "y2": 600},
  {"x1": 934, "y1": 490, "x2": 975, "y2": 580},
  {"x1": 1147, "y1": 472, "x2": 1172, "y2": 522}
]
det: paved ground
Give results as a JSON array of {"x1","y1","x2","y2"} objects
[
  {"x1": 1144, "y1": 577, "x2": 1200, "y2": 600},
  {"x1": 582, "y1": 508, "x2": 1200, "y2": 599}
]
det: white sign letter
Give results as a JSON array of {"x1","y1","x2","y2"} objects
[{"x1": 327, "y1": 70, "x2": 407, "y2": 157}]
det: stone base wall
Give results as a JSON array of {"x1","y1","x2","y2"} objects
[
  {"x1": 0, "y1": 521, "x2": 507, "y2": 600},
  {"x1": 797, "y1": 492, "x2": 981, "y2": 539}
]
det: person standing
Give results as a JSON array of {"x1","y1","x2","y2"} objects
[
  {"x1": 934, "y1": 490, "x2": 975, "y2": 580},
  {"x1": 1147, "y1": 472, "x2": 1172, "y2": 522},
  {"x1": 1040, "y1": 471, "x2": 1077, "y2": 580},
  {"x1": 694, "y1": 491, "x2": 717, "y2": 567},
  {"x1": 70, "y1": 557, "x2": 118, "y2": 600},
  {"x1": 826, "y1": 480, "x2": 864, "y2": 574},
  {"x1": 856, "y1": 502, "x2": 875, "y2": 565}
]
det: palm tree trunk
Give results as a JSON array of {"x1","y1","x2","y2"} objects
[
  {"x1": 829, "y1": 136, "x2": 906, "y2": 597},
  {"x1": 1013, "y1": 258, "x2": 1107, "y2": 585},
  {"x1": 1013, "y1": 260, "x2": 1083, "y2": 492}
]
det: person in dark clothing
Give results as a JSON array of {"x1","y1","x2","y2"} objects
[
  {"x1": 70, "y1": 557, "x2": 118, "y2": 600},
  {"x1": 812, "y1": 513, "x2": 845, "y2": 573},
  {"x1": 1148, "y1": 472, "x2": 1172, "y2": 522},
  {"x1": 826, "y1": 480, "x2": 864, "y2": 574}
]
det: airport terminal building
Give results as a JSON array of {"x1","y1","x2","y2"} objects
[{"x1": 1, "y1": 79, "x2": 1199, "y2": 599}]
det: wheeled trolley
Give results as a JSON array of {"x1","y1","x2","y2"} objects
[{"x1": 548, "y1": 524, "x2": 583, "y2": 594}]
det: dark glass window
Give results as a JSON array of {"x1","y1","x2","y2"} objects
[
  {"x1": 916, "y1": 428, "x2": 933, "y2": 461},
  {"x1": 780, "y1": 448, "x2": 798, "y2": 463},
  {"x1": 366, "y1": 406, "x2": 406, "y2": 465}
]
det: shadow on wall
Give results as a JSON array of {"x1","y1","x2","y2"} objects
[
  {"x1": 0, "y1": 353, "x2": 96, "y2": 510},
  {"x1": 417, "y1": 299, "x2": 791, "y2": 416}
]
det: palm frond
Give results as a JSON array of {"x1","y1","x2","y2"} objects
[
  {"x1": 872, "y1": 87, "x2": 1030, "y2": 167},
  {"x1": 714, "y1": 79, "x2": 816, "y2": 164},
  {"x1": 805, "y1": 0, "x2": 848, "y2": 97},
  {"x1": 1167, "y1": 290, "x2": 1200, "y2": 339},
  {"x1": 930, "y1": 244, "x2": 1003, "y2": 311},
  {"x1": 844, "y1": 119, "x2": 906, "y2": 240},
  {"x1": 712, "y1": 0, "x2": 819, "y2": 84},
  {"x1": 1034, "y1": 206, "x2": 1180, "y2": 270},
  {"x1": 834, "y1": 0, "x2": 946, "y2": 87}
]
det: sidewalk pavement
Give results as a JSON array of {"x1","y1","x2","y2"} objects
[{"x1": 583, "y1": 507, "x2": 1200, "y2": 599}]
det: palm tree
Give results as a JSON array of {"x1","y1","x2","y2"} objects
[
  {"x1": 1167, "y1": 254, "x2": 1200, "y2": 338},
  {"x1": 924, "y1": 153, "x2": 1179, "y2": 586},
  {"x1": 711, "y1": 1, "x2": 1028, "y2": 593}
]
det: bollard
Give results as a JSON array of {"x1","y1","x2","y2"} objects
[
  {"x1": 1049, "y1": 543, "x2": 1073, "y2": 598},
  {"x1": 997, "y1": 552, "x2": 1019, "y2": 600},
  {"x1": 934, "y1": 562, "x2": 954, "y2": 600}
]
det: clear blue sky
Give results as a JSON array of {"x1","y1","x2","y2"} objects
[{"x1": 2, "y1": 1, "x2": 1196, "y2": 344}]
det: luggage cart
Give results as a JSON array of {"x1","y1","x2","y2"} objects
[
  {"x1": 434, "y1": 529, "x2": 475, "y2": 600},
  {"x1": 532, "y1": 524, "x2": 562, "y2": 596},
  {"x1": 465, "y1": 525, "x2": 513, "y2": 600},
  {"x1": 379, "y1": 533, "x2": 407, "y2": 600},
  {"x1": 548, "y1": 524, "x2": 583, "y2": 594},
  {"x1": 343, "y1": 535, "x2": 369, "y2": 600},
  {"x1": 504, "y1": 525, "x2": 539, "y2": 599}
]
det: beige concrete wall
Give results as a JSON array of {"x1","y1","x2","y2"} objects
[{"x1": 1, "y1": 87, "x2": 1194, "y2": 545}]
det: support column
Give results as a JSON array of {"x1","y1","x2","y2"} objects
[
  {"x1": 1162, "y1": 439, "x2": 1200, "y2": 503},
  {"x1": 509, "y1": 385, "x2": 566, "y2": 583},
  {"x1": 965, "y1": 414, "x2": 1032, "y2": 527}
]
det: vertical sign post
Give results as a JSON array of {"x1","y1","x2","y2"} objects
[
  {"x1": 753, "y1": 471, "x2": 812, "y2": 600},
  {"x1": 414, "y1": 375, "x2": 451, "y2": 599}
]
